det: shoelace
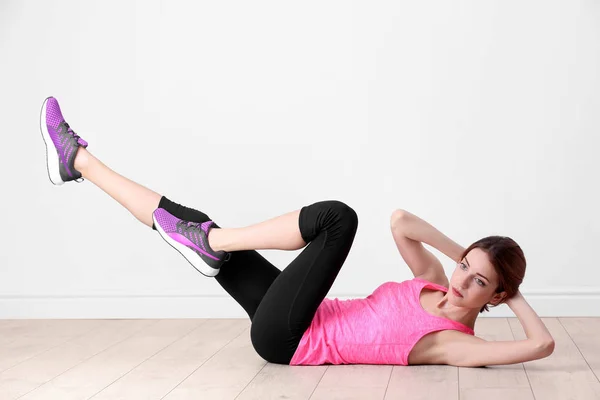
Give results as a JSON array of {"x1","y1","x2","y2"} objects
[
  {"x1": 184, "y1": 221, "x2": 202, "y2": 229},
  {"x1": 181, "y1": 221, "x2": 223, "y2": 252},
  {"x1": 64, "y1": 122, "x2": 83, "y2": 144},
  {"x1": 179, "y1": 221, "x2": 207, "y2": 239},
  {"x1": 176, "y1": 220, "x2": 230, "y2": 261},
  {"x1": 181, "y1": 221, "x2": 212, "y2": 249}
]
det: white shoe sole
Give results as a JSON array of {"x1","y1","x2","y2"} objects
[
  {"x1": 152, "y1": 213, "x2": 220, "y2": 277},
  {"x1": 39, "y1": 97, "x2": 64, "y2": 186}
]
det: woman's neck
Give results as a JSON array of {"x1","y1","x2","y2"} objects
[{"x1": 436, "y1": 292, "x2": 477, "y2": 330}]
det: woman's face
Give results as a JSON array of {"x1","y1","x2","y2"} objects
[{"x1": 449, "y1": 248, "x2": 505, "y2": 309}]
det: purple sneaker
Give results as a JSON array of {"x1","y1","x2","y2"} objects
[
  {"x1": 152, "y1": 208, "x2": 231, "y2": 277},
  {"x1": 39, "y1": 96, "x2": 89, "y2": 185}
]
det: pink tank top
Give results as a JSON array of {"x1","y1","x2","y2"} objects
[{"x1": 289, "y1": 277, "x2": 475, "y2": 366}]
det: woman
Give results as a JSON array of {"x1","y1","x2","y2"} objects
[{"x1": 39, "y1": 96, "x2": 555, "y2": 367}]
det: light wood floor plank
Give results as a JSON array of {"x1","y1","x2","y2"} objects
[
  {"x1": 0, "y1": 319, "x2": 155, "y2": 400},
  {"x1": 0, "y1": 319, "x2": 96, "y2": 338},
  {"x1": 311, "y1": 364, "x2": 391, "y2": 400},
  {"x1": 19, "y1": 319, "x2": 202, "y2": 400},
  {"x1": 0, "y1": 320, "x2": 59, "y2": 347},
  {"x1": 162, "y1": 324, "x2": 264, "y2": 400},
  {"x1": 460, "y1": 318, "x2": 533, "y2": 399},
  {"x1": 234, "y1": 362, "x2": 327, "y2": 400},
  {"x1": 0, "y1": 319, "x2": 102, "y2": 372},
  {"x1": 386, "y1": 364, "x2": 457, "y2": 399},
  {"x1": 560, "y1": 317, "x2": 600, "y2": 382},
  {"x1": 509, "y1": 317, "x2": 600, "y2": 399},
  {"x1": 91, "y1": 319, "x2": 250, "y2": 400},
  {"x1": 460, "y1": 387, "x2": 536, "y2": 400}
]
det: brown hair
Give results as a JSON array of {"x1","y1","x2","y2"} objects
[{"x1": 459, "y1": 236, "x2": 526, "y2": 313}]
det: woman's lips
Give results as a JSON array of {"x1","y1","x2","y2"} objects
[{"x1": 452, "y1": 287, "x2": 463, "y2": 297}]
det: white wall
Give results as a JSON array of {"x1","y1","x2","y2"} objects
[{"x1": 1, "y1": 0, "x2": 598, "y2": 318}]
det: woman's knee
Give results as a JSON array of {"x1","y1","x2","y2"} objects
[
  {"x1": 250, "y1": 322, "x2": 292, "y2": 364},
  {"x1": 249, "y1": 323, "x2": 268, "y2": 361},
  {"x1": 331, "y1": 200, "x2": 358, "y2": 226},
  {"x1": 299, "y1": 200, "x2": 358, "y2": 243}
]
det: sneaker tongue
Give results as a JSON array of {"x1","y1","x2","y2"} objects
[
  {"x1": 200, "y1": 221, "x2": 213, "y2": 233},
  {"x1": 77, "y1": 138, "x2": 88, "y2": 147}
]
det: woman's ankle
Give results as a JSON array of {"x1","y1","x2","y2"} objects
[
  {"x1": 208, "y1": 228, "x2": 225, "y2": 252},
  {"x1": 74, "y1": 146, "x2": 89, "y2": 172}
]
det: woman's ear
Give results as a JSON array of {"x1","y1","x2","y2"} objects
[{"x1": 489, "y1": 291, "x2": 508, "y2": 306}]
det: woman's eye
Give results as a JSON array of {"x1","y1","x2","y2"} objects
[{"x1": 460, "y1": 262, "x2": 485, "y2": 286}]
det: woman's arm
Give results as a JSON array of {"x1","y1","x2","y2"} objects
[
  {"x1": 506, "y1": 291, "x2": 555, "y2": 346},
  {"x1": 393, "y1": 210, "x2": 554, "y2": 345},
  {"x1": 391, "y1": 209, "x2": 466, "y2": 263}
]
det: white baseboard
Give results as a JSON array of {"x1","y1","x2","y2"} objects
[{"x1": 1, "y1": 289, "x2": 599, "y2": 318}]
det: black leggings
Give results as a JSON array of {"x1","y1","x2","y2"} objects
[{"x1": 153, "y1": 196, "x2": 358, "y2": 364}]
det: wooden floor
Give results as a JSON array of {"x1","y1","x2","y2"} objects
[{"x1": 0, "y1": 317, "x2": 598, "y2": 400}]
